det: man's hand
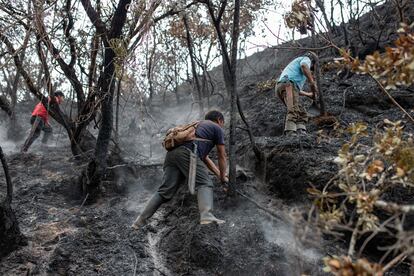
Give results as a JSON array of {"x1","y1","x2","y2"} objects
[
  {"x1": 222, "y1": 181, "x2": 237, "y2": 194},
  {"x1": 221, "y1": 176, "x2": 229, "y2": 183},
  {"x1": 299, "y1": 90, "x2": 314, "y2": 98}
]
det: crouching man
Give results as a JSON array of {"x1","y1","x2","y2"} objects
[
  {"x1": 132, "y1": 110, "x2": 228, "y2": 229},
  {"x1": 276, "y1": 52, "x2": 317, "y2": 136}
]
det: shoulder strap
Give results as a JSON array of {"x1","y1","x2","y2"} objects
[
  {"x1": 193, "y1": 121, "x2": 212, "y2": 143},
  {"x1": 193, "y1": 137, "x2": 212, "y2": 143}
]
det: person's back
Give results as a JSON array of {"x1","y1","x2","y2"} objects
[
  {"x1": 278, "y1": 56, "x2": 311, "y2": 90},
  {"x1": 184, "y1": 120, "x2": 225, "y2": 160},
  {"x1": 32, "y1": 102, "x2": 49, "y2": 124}
]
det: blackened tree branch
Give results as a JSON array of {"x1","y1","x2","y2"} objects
[
  {"x1": 0, "y1": 146, "x2": 12, "y2": 204},
  {"x1": 80, "y1": 0, "x2": 108, "y2": 35},
  {"x1": 63, "y1": 0, "x2": 77, "y2": 68}
]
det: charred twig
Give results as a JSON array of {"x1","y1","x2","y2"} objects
[
  {"x1": 375, "y1": 200, "x2": 414, "y2": 213},
  {"x1": 133, "y1": 252, "x2": 138, "y2": 276},
  {"x1": 382, "y1": 252, "x2": 407, "y2": 273},
  {"x1": 357, "y1": 214, "x2": 398, "y2": 258},
  {"x1": 80, "y1": 193, "x2": 89, "y2": 208},
  {"x1": 231, "y1": 187, "x2": 287, "y2": 223}
]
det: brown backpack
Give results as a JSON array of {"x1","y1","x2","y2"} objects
[{"x1": 162, "y1": 121, "x2": 211, "y2": 151}]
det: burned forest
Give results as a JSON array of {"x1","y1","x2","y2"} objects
[{"x1": 1, "y1": 0, "x2": 414, "y2": 275}]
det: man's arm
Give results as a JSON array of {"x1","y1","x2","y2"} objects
[
  {"x1": 301, "y1": 64, "x2": 318, "y2": 95},
  {"x1": 216, "y1": 144, "x2": 228, "y2": 183},
  {"x1": 204, "y1": 156, "x2": 221, "y2": 177},
  {"x1": 203, "y1": 144, "x2": 228, "y2": 183}
]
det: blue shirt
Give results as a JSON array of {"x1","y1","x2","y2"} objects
[
  {"x1": 278, "y1": 56, "x2": 311, "y2": 90},
  {"x1": 183, "y1": 120, "x2": 225, "y2": 159}
]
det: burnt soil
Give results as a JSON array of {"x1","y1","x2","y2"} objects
[
  {"x1": 0, "y1": 143, "x2": 326, "y2": 275},
  {"x1": 1, "y1": 70, "x2": 413, "y2": 275}
]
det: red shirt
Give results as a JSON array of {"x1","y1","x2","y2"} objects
[{"x1": 32, "y1": 102, "x2": 49, "y2": 124}]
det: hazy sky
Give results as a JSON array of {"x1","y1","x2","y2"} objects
[{"x1": 244, "y1": 1, "x2": 309, "y2": 56}]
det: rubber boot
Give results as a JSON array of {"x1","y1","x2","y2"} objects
[
  {"x1": 284, "y1": 130, "x2": 297, "y2": 137},
  {"x1": 197, "y1": 186, "x2": 225, "y2": 225},
  {"x1": 21, "y1": 131, "x2": 40, "y2": 152},
  {"x1": 41, "y1": 131, "x2": 51, "y2": 144},
  {"x1": 131, "y1": 193, "x2": 164, "y2": 230}
]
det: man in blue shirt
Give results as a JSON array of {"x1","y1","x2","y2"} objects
[
  {"x1": 132, "y1": 110, "x2": 228, "y2": 229},
  {"x1": 276, "y1": 52, "x2": 318, "y2": 136}
]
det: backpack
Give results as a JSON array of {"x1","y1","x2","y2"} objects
[{"x1": 162, "y1": 121, "x2": 211, "y2": 151}]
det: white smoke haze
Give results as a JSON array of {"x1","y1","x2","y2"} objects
[
  {"x1": 125, "y1": 188, "x2": 154, "y2": 213},
  {"x1": 261, "y1": 220, "x2": 321, "y2": 266},
  {"x1": 117, "y1": 95, "x2": 225, "y2": 162},
  {"x1": 0, "y1": 122, "x2": 18, "y2": 154}
]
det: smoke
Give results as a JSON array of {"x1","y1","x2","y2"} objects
[
  {"x1": 125, "y1": 188, "x2": 154, "y2": 214},
  {"x1": 261, "y1": 219, "x2": 321, "y2": 268},
  {"x1": 117, "y1": 98, "x2": 212, "y2": 162},
  {"x1": 0, "y1": 123, "x2": 18, "y2": 154},
  {"x1": 121, "y1": 164, "x2": 164, "y2": 215}
]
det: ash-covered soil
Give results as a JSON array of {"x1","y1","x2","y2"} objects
[
  {"x1": 0, "y1": 142, "x2": 326, "y2": 275},
  {"x1": 1, "y1": 75, "x2": 413, "y2": 275},
  {"x1": 2, "y1": 68, "x2": 413, "y2": 274}
]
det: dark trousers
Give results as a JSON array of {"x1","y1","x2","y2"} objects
[
  {"x1": 275, "y1": 81, "x2": 308, "y2": 132},
  {"x1": 158, "y1": 146, "x2": 213, "y2": 200},
  {"x1": 22, "y1": 116, "x2": 52, "y2": 151}
]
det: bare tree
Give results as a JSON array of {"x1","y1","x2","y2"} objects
[
  {"x1": 199, "y1": 0, "x2": 263, "y2": 184},
  {"x1": 183, "y1": 14, "x2": 204, "y2": 117}
]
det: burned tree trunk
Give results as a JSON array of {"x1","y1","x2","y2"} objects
[
  {"x1": 0, "y1": 146, "x2": 25, "y2": 259},
  {"x1": 183, "y1": 14, "x2": 204, "y2": 118},
  {"x1": 204, "y1": 0, "x2": 262, "y2": 185},
  {"x1": 0, "y1": 94, "x2": 23, "y2": 141},
  {"x1": 79, "y1": 0, "x2": 131, "y2": 200},
  {"x1": 0, "y1": 95, "x2": 12, "y2": 117}
]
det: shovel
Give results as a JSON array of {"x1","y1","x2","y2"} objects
[
  {"x1": 307, "y1": 53, "x2": 327, "y2": 117},
  {"x1": 307, "y1": 99, "x2": 320, "y2": 117},
  {"x1": 307, "y1": 87, "x2": 321, "y2": 117}
]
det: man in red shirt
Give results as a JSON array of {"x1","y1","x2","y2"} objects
[{"x1": 21, "y1": 91, "x2": 65, "y2": 152}]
